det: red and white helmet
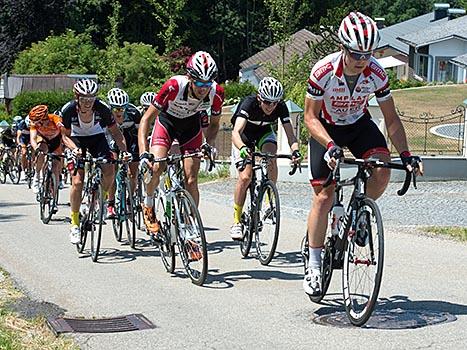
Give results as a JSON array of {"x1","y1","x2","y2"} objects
[
  {"x1": 338, "y1": 12, "x2": 380, "y2": 52},
  {"x1": 186, "y1": 51, "x2": 218, "y2": 81},
  {"x1": 73, "y1": 78, "x2": 98, "y2": 96}
]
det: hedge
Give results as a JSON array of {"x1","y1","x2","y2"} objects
[{"x1": 12, "y1": 90, "x2": 74, "y2": 117}]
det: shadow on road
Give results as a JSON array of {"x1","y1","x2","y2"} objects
[
  {"x1": 0, "y1": 201, "x2": 35, "y2": 208},
  {"x1": 0, "y1": 212, "x2": 25, "y2": 222},
  {"x1": 204, "y1": 267, "x2": 303, "y2": 289}
]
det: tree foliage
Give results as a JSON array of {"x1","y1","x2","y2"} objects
[{"x1": 12, "y1": 30, "x2": 101, "y2": 74}]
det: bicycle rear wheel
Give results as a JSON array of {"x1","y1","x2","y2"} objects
[
  {"x1": 175, "y1": 189, "x2": 208, "y2": 286},
  {"x1": 343, "y1": 197, "x2": 384, "y2": 326},
  {"x1": 8, "y1": 157, "x2": 20, "y2": 184},
  {"x1": 255, "y1": 180, "x2": 280, "y2": 265},
  {"x1": 90, "y1": 183, "x2": 105, "y2": 262},
  {"x1": 154, "y1": 191, "x2": 175, "y2": 273},
  {"x1": 240, "y1": 186, "x2": 254, "y2": 258}
]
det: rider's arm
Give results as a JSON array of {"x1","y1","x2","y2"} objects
[
  {"x1": 16, "y1": 130, "x2": 21, "y2": 145},
  {"x1": 231, "y1": 117, "x2": 248, "y2": 150},
  {"x1": 281, "y1": 122, "x2": 299, "y2": 152},
  {"x1": 304, "y1": 97, "x2": 333, "y2": 147},
  {"x1": 203, "y1": 114, "x2": 220, "y2": 147},
  {"x1": 60, "y1": 127, "x2": 77, "y2": 151},
  {"x1": 30, "y1": 128, "x2": 39, "y2": 150},
  {"x1": 379, "y1": 97, "x2": 409, "y2": 154},
  {"x1": 138, "y1": 104, "x2": 158, "y2": 154},
  {"x1": 108, "y1": 124, "x2": 128, "y2": 153}
]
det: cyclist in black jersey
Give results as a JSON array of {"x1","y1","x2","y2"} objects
[
  {"x1": 230, "y1": 77, "x2": 301, "y2": 240},
  {"x1": 105, "y1": 88, "x2": 141, "y2": 217},
  {"x1": 60, "y1": 79, "x2": 130, "y2": 244}
]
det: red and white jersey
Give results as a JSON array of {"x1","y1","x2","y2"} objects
[
  {"x1": 153, "y1": 75, "x2": 224, "y2": 119},
  {"x1": 307, "y1": 51, "x2": 392, "y2": 126}
]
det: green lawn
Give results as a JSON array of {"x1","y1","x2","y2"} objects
[{"x1": 423, "y1": 226, "x2": 467, "y2": 242}]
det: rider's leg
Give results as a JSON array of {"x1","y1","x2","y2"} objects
[
  {"x1": 261, "y1": 142, "x2": 278, "y2": 184},
  {"x1": 365, "y1": 153, "x2": 391, "y2": 200},
  {"x1": 128, "y1": 161, "x2": 139, "y2": 195},
  {"x1": 70, "y1": 169, "x2": 85, "y2": 225},
  {"x1": 21, "y1": 144, "x2": 27, "y2": 170},
  {"x1": 183, "y1": 156, "x2": 201, "y2": 206}
]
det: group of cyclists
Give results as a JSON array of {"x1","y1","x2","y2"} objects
[{"x1": 0, "y1": 12, "x2": 422, "y2": 297}]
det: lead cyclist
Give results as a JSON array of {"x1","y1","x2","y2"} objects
[{"x1": 303, "y1": 12, "x2": 423, "y2": 296}]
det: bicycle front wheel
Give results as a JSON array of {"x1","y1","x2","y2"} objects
[
  {"x1": 90, "y1": 183, "x2": 105, "y2": 262},
  {"x1": 255, "y1": 180, "x2": 280, "y2": 265},
  {"x1": 123, "y1": 178, "x2": 136, "y2": 248},
  {"x1": 40, "y1": 173, "x2": 56, "y2": 224},
  {"x1": 343, "y1": 197, "x2": 384, "y2": 326},
  {"x1": 174, "y1": 189, "x2": 208, "y2": 286}
]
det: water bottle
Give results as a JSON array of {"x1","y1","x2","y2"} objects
[
  {"x1": 142, "y1": 164, "x2": 152, "y2": 184},
  {"x1": 330, "y1": 203, "x2": 344, "y2": 236}
]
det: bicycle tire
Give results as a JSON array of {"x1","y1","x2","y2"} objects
[
  {"x1": 240, "y1": 186, "x2": 254, "y2": 258},
  {"x1": 123, "y1": 177, "x2": 136, "y2": 248},
  {"x1": 308, "y1": 237, "x2": 334, "y2": 303},
  {"x1": 174, "y1": 189, "x2": 208, "y2": 286},
  {"x1": 135, "y1": 177, "x2": 144, "y2": 231},
  {"x1": 0, "y1": 160, "x2": 6, "y2": 184},
  {"x1": 90, "y1": 183, "x2": 105, "y2": 262},
  {"x1": 343, "y1": 197, "x2": 384, "y2": 326},
  {"x1": 155, "y1": 191, "x2": 175, "y2": 273},
  {"x1": 112, "y1": 182, "x2": 124, "y2": 242},
  {"x1": 255, "y1": 180, "x2": 280, "y2": 265},
  {"x1": 76, "y1": 190, "x2": 91, "y2": 254},
  {"x1": 8, "y1": 157, "x2": 20, "y2": 184},
  {"x1": 40, "y1": 173, "x2": 56, "y2": 224}
]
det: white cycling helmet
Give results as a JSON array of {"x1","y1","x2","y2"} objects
[
  {"x1": 258, "y1": 77, "x2": 284, "y2": 102},
  {"x1": 13, "y1": 115, "x2": 23, "y2": 123},
  {"x1": 73, "y1": 78, "x2": 98, "y2": 96},
  {"x1": 186, "y1": 51, "x2": 218, "y2": 81},
  {"x1": 107, "y1": 88, "x2": 129, "y2": 107},
  {"x1": 25, "y1": 116, "x2": 31, "y2": 128},
  {"x1": 140, "y1": 92, "x2": 156, "y2": 107},
  {"x1": 338, "y1": 12, "x2": 380, "y2": 52}
]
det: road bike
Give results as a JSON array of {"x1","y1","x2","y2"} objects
[
  {"x1": 76, "y1": 155, "x2": 113, "y2": 262},
  {"x1": 0, "y1": 147, "x2": 21, "y2": 184},
  {"x1": 301, "y1": 157, "x2": 420, "y2": 326},
  {"x1": 38, "y1": 152, "x2": 64, "y2": 224},
  {"x1": 112, "y1": 157, "x2": 136, "y2": 248},
  {"x1": 238, "y1": 152, "x2": 299, "y2": 265},
  {"x1": 148, "y1": 151, "x2": 213, "y2": 286}
]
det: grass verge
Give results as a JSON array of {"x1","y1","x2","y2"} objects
[
  {"x1": 422, "y1": 226, "x2": 467, "y2": 242},
  {"x1": 198, "y1": 163, "x2": 230, "y2": 184},
  {"x1": 0, "y1": 268, "x2": 79, "y2": 350}
]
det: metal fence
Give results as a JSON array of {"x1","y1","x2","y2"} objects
[{"x1": 391, "y1": 105, "x2": 465, "y2": 155}]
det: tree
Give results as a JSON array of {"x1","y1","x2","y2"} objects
[
  {"x1": 148, "y1": 0, "x2": 188, "y2": 54},
  {"x1": 12, "y1": 30, "x2": 101, "y2": 74}
]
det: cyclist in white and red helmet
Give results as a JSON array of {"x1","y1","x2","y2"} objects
[
  {"x1": 302, "y1": 12, "x2": 422, "y2": 296},
  {"x1": 137, "y1": 51, "x2": 224, "y2": 251}
]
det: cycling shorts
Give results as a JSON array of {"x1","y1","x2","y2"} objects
[
  {"x1": 71, "y1": 133, "x2": 112, "y2": 169},
  {"x1": 19, "y1": 134, "x2": 30, "y2": 146},
  {"x1": 150, "y1": 112, "x2": 203, "y2": 154},
  {"x1": 308, "y1": 113, "x2": 390, "y2": 186},
  {"x1": 38, "y1": 134, "x2": 62, "y2": 153}
]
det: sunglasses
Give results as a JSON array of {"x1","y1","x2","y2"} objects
[
  {"x1": 346, "y1": 48, "x2": 373, "y2": 61},
  {"x1": 193, "y1": 80, "x2": 213, "y2": 88},
  {"x1": 79, "y1": 96, "x2": 96, "y2": 104},
  {"x1": 111, "y1": 106, "x2": 127, "y2": 112},
  {"x1": 260, "y1": 98, "x2": 279, "y2": 106}
]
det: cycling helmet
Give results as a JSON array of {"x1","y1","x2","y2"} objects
[
  {"x1": 107, "y1": 88, "x2": 129, "y2": 107},
  {"x1": 258, "y1": 77, "x2": 284, "y2": 102},
  {"x1": 73, "y1": 78, "x2": 98, "y2": 96},
  {"x1": 13, "y1": 115, "x2": 23, "y2": 123},
  {"x1": 28, "y1": 105, "x2": 49, "y2": 122},
  {"x1": 140, "y1": 92, "x2": 156, "y2": 107},
  {"x1": 25, "y1": 116, "x2": 31, "y2": 128},
  {"x1": 186, "y1": 51, "x2": 218, "y2": 81},
  {"x1": 338, "y1": 12, "x2": 380, "y2": 52}
]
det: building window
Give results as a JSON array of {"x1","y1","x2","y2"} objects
[
  {"x1": 435, "y1": 57, "x2": 458, "y2": 82},
  {"x1": 417, "y1": 55, "x2": 428, "y2": 79}
]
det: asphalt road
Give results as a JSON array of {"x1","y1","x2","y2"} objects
[{"x1": 0, "y1": 180, "x2": 466, "y2": 349}]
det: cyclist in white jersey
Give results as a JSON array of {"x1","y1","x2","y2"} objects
[{"x1": 302, "y1": 12, "x2": 423, "y2": 296}]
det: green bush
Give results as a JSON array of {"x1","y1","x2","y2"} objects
[
  {"x1": 12, "y1": 30, "x2": 101, "y2": 74},
  {"x1": 387, "y1": 69, "x2": 426, "y2": 90},
  {"x1": 222, "y1": 81, "x2": 257, "y2": 105},
  {"x1": 0, "y1": 104, "x2": 10, "y2": 123},
  {"x1": 12, "y1": 90, "x2": 74, "y2": 117}
]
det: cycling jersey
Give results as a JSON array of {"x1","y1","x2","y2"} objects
[
  {"x1": 106, "y1": 104, "x2": 141, "y2": 161},
  {"x1": 30, "y1": 114, "x2": 63, "y2": 140},
  {"x1": 307, "y1": 51, "x2": 391, "y2": 126},
  {"x1": 61, "y1": 99, "x2": 115, "y2": 137},
  {"x1": 16, "y1": 120, "x2": 30, "y2": 135},
  {"x1": 153, "y1": 75, "x2": 224, "y2": 119}
]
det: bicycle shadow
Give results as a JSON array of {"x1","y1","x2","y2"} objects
[
  {"x1": 0, "y1": 212, "x2": 25, "y2": 222},
  {"x1": 207, "y1": 239, "x2": 241, "y2": 255},
  {"x1": 312, "y1": 294, "x2": 467, "y2": 329},
  {"x1": 267, "y1": 250, "x2": 304, "y2": 268},
  {"x1": 79, "y1": 243, "x2": 159, "y2": 264},
  {"x1": 203, "y1": 267, "x2": 303, "y2": 289}
]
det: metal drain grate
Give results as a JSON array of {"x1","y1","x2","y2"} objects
[{"x1": 47, "y1": 314, "x2": 155, "y2": 335}]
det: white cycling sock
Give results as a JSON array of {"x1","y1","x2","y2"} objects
[
  {"x1": 144, "y1": 195, "x2": 154, "y2": 207},
  {"x1": 308, "y1": 247, "x2": 322, "y2": 270}
]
